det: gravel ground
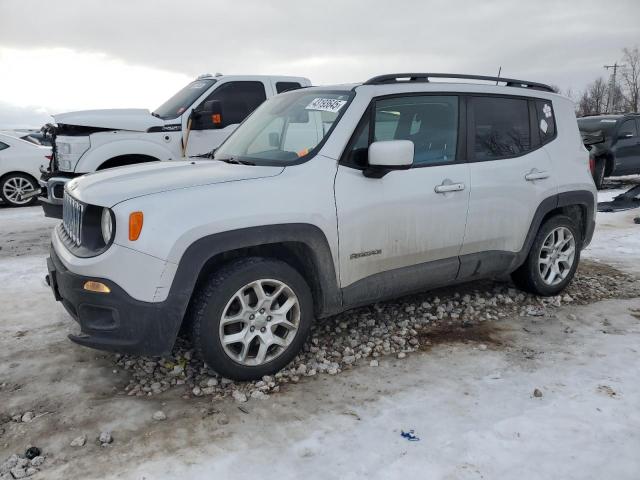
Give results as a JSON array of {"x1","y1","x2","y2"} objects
[{"x1": 115, "y1": 260, "x2": 639, "y2": 402}]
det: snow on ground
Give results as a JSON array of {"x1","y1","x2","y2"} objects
[
  {"x1": 582, "y1": 186, "x2": 640, "y2": 275},
  {"x1": 0, "y1": 186, "x2": 639, "y2": 480}
]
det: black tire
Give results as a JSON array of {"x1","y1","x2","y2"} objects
[
  {"x1": 592, "y1": 157, "x2": 606, "y2": 190},
  {"x1": 511, "y1": 215, "x2": 581, "y2": 296},
  {"x1": 0, "y1": 173, "x2": 38, "y2": 207},
  {"x1": 189, "y1": 257, "x2": 314, "y2": 381}
]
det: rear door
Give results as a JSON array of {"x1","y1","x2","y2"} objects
[
  {"x1": 612, "y1": 118, "x2": 640, "y2": 174},
  {"x1": 334, "y1": 94, "x2": 469, "y2": 303},
  {"x1": 186, "y1": 80, "x2": 268, "y2": 156},
  {"x1": 459, "y1": 95, "x2": 558, "y2": 277}
]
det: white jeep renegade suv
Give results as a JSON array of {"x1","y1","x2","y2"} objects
[{"x1": 47, "y1": 73, "x2": 596, "y2": 380}]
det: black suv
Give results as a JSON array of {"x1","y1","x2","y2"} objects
[{"x1": 578, "y1": 114, "x2": 640, "y2": 188}]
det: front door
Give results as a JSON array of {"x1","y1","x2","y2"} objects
[
  {"x1": 613, "y1": 118, "x2": 640, "y2": 174},
  {"x1": 334, "y1": 94, "x2": 469, "y2": 305},
  {"x1": 186, "y1": 81, "x2": 268, "y2": 157}
]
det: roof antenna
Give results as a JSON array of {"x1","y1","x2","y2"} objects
[{"x1": 496, "y1": 66, "x2": 502, "y2": 85}]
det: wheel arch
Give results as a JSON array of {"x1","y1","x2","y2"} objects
[
  {"x1": 167, "y1": 224, "x2": 342, "y2": 338},
  {"x1": 0, "y1": 170, "x2": 39, "y2": 184},
  {"x1": 514, "y1": 190, "x2": 596, "y2": 271},
  {"x1": 74, "y1": 139, "x2": 171, "y2": 173},
  {"x1": 97, "y1": 154, "x2": 160, "y2": 170}
]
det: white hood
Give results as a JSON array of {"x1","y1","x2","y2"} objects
[
  {"x1": 53, "y1": 109, "x2": 165, "y2": 132},
  {"x1": 68, "y1": 160, "x2": 284, "y2": 207}
]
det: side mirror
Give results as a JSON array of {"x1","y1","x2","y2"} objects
[
  {"x1": 364, "y1": 140, "x2": 414, "y2": 178},
  {"x1": 617, "y1": 131, "x2": 634, "y2": 140},
  {"x1": 191, "y1": 100, "x2": 225, "y2": 129}
]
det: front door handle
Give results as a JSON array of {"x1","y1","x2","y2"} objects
[
  {"x1": 434, "y1": 182, "x2": 465, "y2": 193},
  {"x1": 525, "y1": 169, "x2": 550, "y2": 181}
]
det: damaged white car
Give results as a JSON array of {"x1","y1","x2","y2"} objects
[{"x1": 38, "y1": 74, "x2": 310, "y2": 217}]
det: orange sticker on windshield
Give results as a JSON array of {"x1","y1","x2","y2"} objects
[{"x1": 297, "y1": 148, "x2": 310, "y2": 157}]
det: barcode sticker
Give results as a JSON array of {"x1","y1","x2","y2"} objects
[{"x1": 306, "y1": 98, "x2": 347, "y2": 113}]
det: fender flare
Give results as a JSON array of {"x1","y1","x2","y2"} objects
[
  {"x1": 75, "y1": 139, "x2": 173, "y2": 172},
  {"x1": 161, "y1": 223, "x2": 342, "y2": 340},
  {"x1": 514, "y1": 189, "x2": 596, "y2": 269}
]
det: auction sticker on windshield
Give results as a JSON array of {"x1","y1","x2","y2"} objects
[{"x1": 306, "y1": 98, "x2": 347, "y2": 113}]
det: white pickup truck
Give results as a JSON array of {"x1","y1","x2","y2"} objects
[{"x1": 39, "y1": 74, "x2": 310, "y2": 217}]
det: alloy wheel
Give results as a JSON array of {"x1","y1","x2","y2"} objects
[
  {"x1": 3, "y1": 176, "x2": 35, "y2": 206},
  {"x1": 538, "y1": 226, "x2": 576, "y2": 286},
  {"x1": 219, "y1": 279, "x2": 300, "y2": 366}
]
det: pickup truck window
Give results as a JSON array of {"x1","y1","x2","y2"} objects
[
  {"x1": 276, "y1": 82, "x2": 302, "y2": 94},
  {"x1": 197, "y1": 81, "x2": 267, "y2": 126},
  {"x1": 215, "y1": 90, "x2": 353, "y2": 165},
  {"x1": 153, "y1": 78, "x2": 217, "y2": 120}
]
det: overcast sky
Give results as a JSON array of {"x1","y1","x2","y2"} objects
[{"x1": 1, "y1": 0, "x2": 638, "y2": 128}]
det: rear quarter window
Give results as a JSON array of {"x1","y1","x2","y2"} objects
[{"x1": 535, "y1": 99, "x2": 556, "y2": 144}]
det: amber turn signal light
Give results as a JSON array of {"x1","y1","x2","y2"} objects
[
  {"x1": 83, "y1": 281, "x2": 111, "y2": 293},
  {"x1": 129, "y1": 211, "x2": 144, "y2": 241}
]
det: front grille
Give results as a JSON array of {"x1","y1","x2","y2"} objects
[{"x1": 62, "y1": 193, "x2": 84, "y2": 246}]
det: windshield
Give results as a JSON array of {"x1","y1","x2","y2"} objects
[
  {"x1": 153, "y1": 79, "x2": 216, "y2": 120},
  {"x1": 578, "y1": 118, "x2": 618, "y2": 137},
  {"x1": 214, "y1": 89, "x2": 354, "y2": 165}
]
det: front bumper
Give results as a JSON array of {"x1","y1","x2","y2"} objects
[
  {"x1": 47, "y1": 246, "x2": 180, "y2": 356},
  {"x1": 39, "y1": 173, "x2": 80, "y2": 219}
]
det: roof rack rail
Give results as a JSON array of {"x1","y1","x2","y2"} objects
[{"x1": 363, "y1": 73, "x2": 555, "y2": 93}]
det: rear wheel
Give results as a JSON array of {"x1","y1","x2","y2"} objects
[
  {"x1": 511, "y1": 215, "x2": 581, "y2": 296},
  {"x1": 189, "y1": 257, "x2": 314, "y2": 381},
  {"x1": 0, "y1": 173, "x2": 38, "y2": 207}
]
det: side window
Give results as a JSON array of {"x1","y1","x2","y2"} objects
[
  {"x1": 374, "y1": 96, "x2": 458, "y2": 165},
  {"x1": 276, "y1": 82, "x2": 302, "y2": 94},
  {"x1": 0, "y1": 142, "x2": 9, "y2": 151},
  {"x1": 619, "y1": 119, "x2": 638, "y2": 138},
  {"x1": 201, "y1": 81, "x2": 267, "y2": 126},
  {"x1": 472, "y1": 96, "x2": 531, "y2": 161},
  {"x1": 535, "y1": 99, "x2": 556, "y2": 144}
]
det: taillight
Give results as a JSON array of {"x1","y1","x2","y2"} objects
[
  {"x1": 588, "y1": 155, "x2": 595, "y2": 174},
  {"x1": 45, "y1": 155, "x2": 52, "y2": 161}
]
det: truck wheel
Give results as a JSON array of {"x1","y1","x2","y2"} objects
[
  {"x1": 592, "y1": 157, "x2": 606, "y2": 190},
  {"x1": 511, "y1": 215, "x2": 581, "y2": 296},
  {"x1": 189, "y1": 257, "x2": 314, "y2": 381},
  {"x1": 0, "y1": 173, "x2": 38, "y2": 207}
]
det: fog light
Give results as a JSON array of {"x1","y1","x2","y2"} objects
[{"x1": 83, "y1": 281, "x2": 111, "y2": 293}]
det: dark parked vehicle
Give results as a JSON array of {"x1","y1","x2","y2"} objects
[{"x1": 578, "y1": 114, "x2": 640, "y2": 189}]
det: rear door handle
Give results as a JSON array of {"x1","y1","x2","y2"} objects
[
  {"x1": 525, "y1": 170, "x2": 550, "y2": 181},
  {"x1": 434, "y1": 182, "x2": 465, "y2": 193}
]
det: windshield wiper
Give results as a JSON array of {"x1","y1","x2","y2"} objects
[{"x1": 214, "y1": 156, "x2": 255, "y2": 166}]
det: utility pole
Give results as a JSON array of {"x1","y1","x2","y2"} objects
[{"x1": 604, "y1": 62, "x2": 625, "y2": 113}]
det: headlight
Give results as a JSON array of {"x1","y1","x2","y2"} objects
[
  {"x1": 57, "y1": 142, "x2": 71, "y2": 154},
  {"x1": 101, "y1": 208, "x2": 114, "y2": 244}
]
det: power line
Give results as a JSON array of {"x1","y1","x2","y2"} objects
[{"x1": 604, "y1": 62, "x2": 625, "y2": 113}]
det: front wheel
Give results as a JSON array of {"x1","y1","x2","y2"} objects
[
  {"x1": 511, "y1": 215, "x2": 581, "y2": 296},
  {"x1": 0, "y1": 173, "x2": 38, "y2": 207},
  {"x1": 189, "y1": 257, "x2": 314, "y2": 381}
]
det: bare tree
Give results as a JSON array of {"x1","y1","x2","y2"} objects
[
  {"x1": 576, "y1": 77, "x2": 608, "y2": 116},
  {"x1": 621, "y1": 46, "x2": 640, "y2": 112}
]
